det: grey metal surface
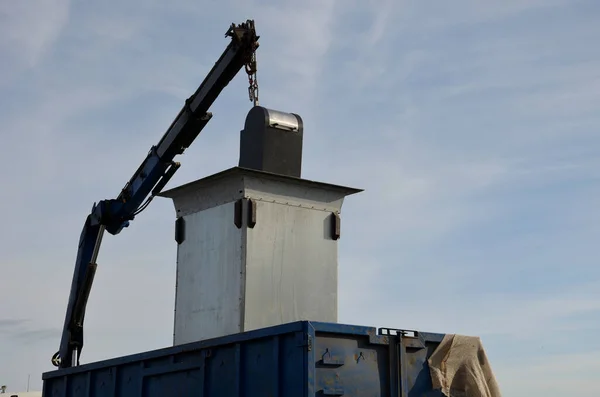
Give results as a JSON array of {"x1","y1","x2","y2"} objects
[
  {"x1": 159, "y1": 167, "x2": 362, "y2": 216},
  {"x1": 238, "y1": 106, "x2": 304, "y2": 177},
  {"x1": 173, "y1": 203, "x2": 244, "y2": 345},
  {"x1": 160, "y1": 167, "x2": 362, "y2": 345},
  {"x1": 264, "y1": 108, "x2": 300, "y2": 130},
  {"x1": 243, "y1": 198, "x2": 339, "y2": 330},
  {"x1": 160, "y1": 169, "x2": 245, "y2": 216}
]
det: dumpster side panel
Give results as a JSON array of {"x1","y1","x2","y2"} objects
[
  {"x1": 310, "y1": 323, "x2": 445, "y2": 397},
  {"x1": 42, "y1": 321, "x2": 444, "y2": 397}
]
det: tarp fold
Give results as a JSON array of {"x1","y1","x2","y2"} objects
[{"x1": 428, "y1": 334, "x2": 501, "y2": 397}]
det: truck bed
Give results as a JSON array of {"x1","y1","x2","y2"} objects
[{"x1": 42, "y1": 321, "x2": 445, "y2": 397}]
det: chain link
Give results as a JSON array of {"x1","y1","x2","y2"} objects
[{"x1": 245, "y1": 51, "x2": 259, "y2": 106}]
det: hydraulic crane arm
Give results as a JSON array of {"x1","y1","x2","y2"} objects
[{"x1": 52, "y1": 20, "x2": 259, "y2": 369}]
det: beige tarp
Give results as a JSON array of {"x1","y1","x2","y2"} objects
[{"x1": 428, "y1": 334, "x2": 502, "y2": 397}]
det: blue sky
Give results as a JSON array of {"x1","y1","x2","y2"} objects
[{"x1": 1, "y1": 0, "x2": 599, "y2": 395}]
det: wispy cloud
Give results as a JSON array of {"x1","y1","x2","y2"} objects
[
  {"x1": 0, "y1": 319, "x2": 28, "y2": 330},
  {"x1": 0, "y1": 319, "x2": 61, "y2": 344},
  {"x1": 0, "y1": 0, "x2": 70, "y2": 84}
]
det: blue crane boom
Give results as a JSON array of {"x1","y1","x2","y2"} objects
[{"x1": 52, "y1": 20, "x2": 260, "y2": 369}]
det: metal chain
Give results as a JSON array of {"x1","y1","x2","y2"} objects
[{"x1": 245, "y1": 51, "x2": 259, "y2": 106}]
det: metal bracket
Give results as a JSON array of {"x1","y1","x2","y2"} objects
[
  {"x1": 379, "y1": 328, "x2": 418, "y2": 337},
  {"x1": 320, "y1": 349, "x2": 344, "y2": 366},
  {"x1": 295, "y1": 332, "x2": 312, "y2": 351},
  {"x1": 234, "y1": 198, "x2": 257, "y2": 229},
  {"x1": 175, "y1": 216, "x2": 186, "y2": 244},
  {"x1": 234, "y1": 199, "x2": 243, "y2": 228},
  {"x1": 379, "y1": 328, "x2": 426, "y2": 349},
  {"x1": 247, "y1": 199, "x2": 257, "y2": 228},
  {"x1": 330, "y1": 212, "x2": 341, "y2": 240}
]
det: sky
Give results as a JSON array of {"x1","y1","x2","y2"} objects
[{"x1": 0, "y1": 0, "x2": 599, "y2": 395}]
